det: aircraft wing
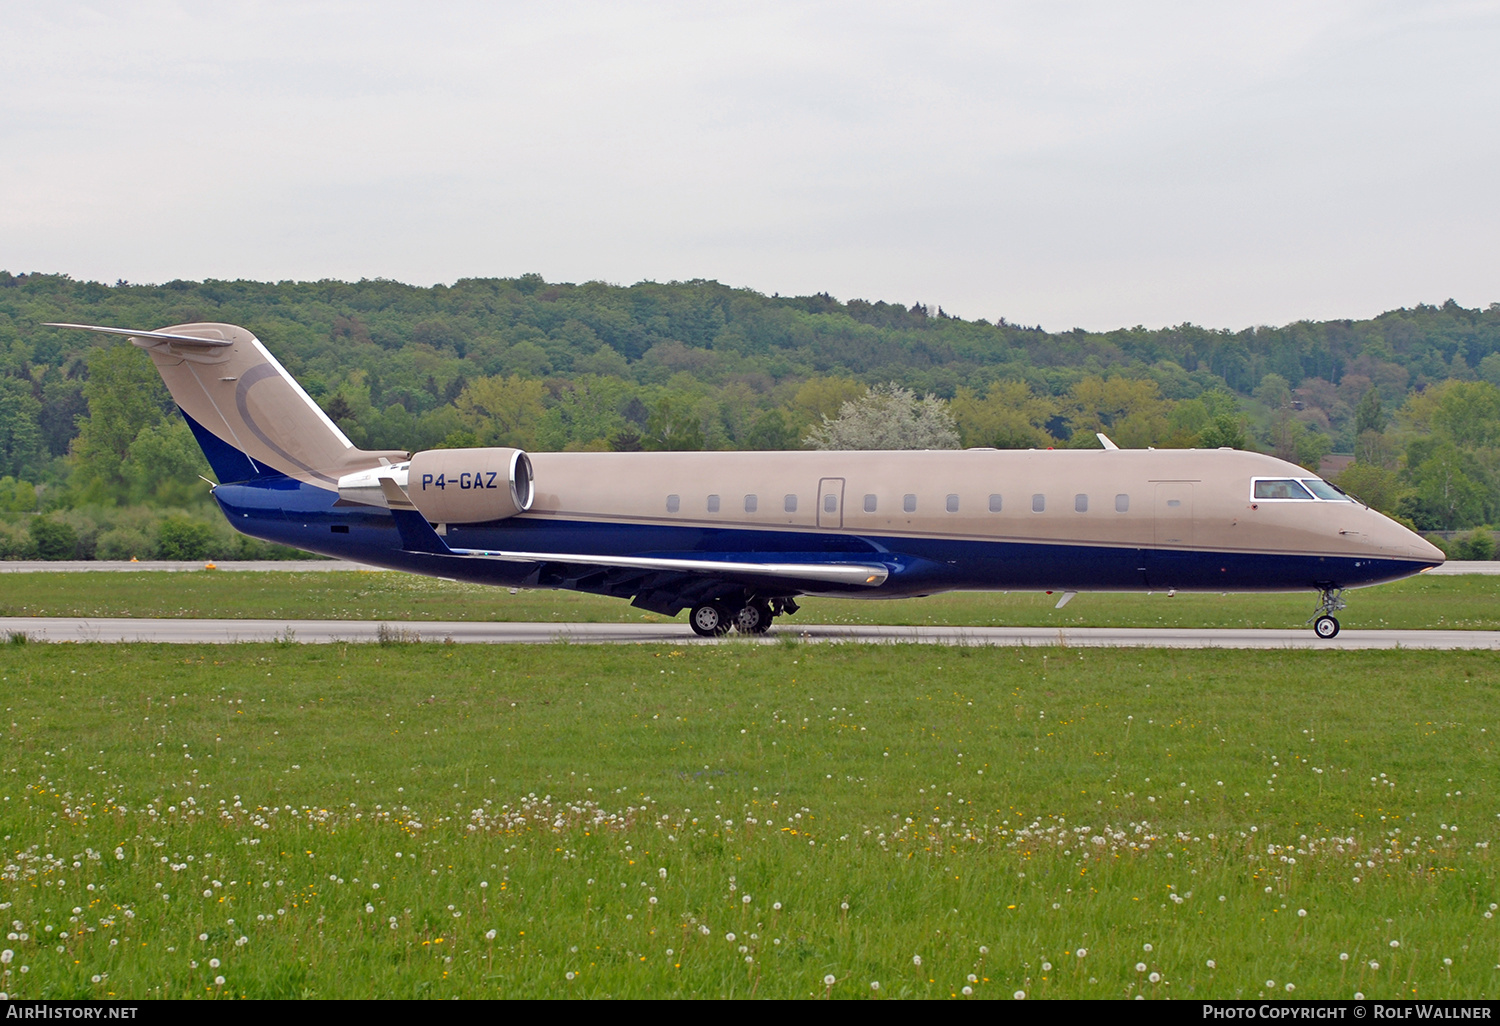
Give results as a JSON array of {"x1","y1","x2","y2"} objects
[{"x1": 376, "y1": 480, "x2": 888, "y2": 589}]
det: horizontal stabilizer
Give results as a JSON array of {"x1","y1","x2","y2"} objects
[{"x1": 44, "y1": 323, "x2": 234, "y2": 347}]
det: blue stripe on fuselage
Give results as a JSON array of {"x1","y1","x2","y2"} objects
[{"x1": 211, "y1": 477, "x2": 1435, "y2": 595}]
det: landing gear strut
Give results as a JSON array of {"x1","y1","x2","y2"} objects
[{"x1": 1308, "y1": 587, "x2": 1346, "y2": 639}]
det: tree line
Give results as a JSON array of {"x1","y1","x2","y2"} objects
[{"x1": 0, "y1": 272, "x2": 1496, "y2": 559}]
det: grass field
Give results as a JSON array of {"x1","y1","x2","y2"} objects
[
  {"x1": 2, "y1": 639, "x2": 1499, "y2": 999},
  {"x1": 0, "y1": 570, "x2": 1495, "y2": 630}
]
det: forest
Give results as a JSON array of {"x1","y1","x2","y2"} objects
[{"x1": 0, "y1": 271, "x2": 1496, "y2": 560}]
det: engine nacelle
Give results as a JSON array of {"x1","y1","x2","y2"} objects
[{"x1": 337, "y1": 447, "x2": 534, "y2": 523}]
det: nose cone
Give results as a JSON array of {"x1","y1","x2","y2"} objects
[
  {"x1": 1363, "y1": 506, "x2": 1445, "y2": 566},
  {"x1": 1410, "y1": 532, "x2": 1446, "y2": 566}
]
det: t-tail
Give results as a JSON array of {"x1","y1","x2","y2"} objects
[{"x1": 47, "y1": 322, "x2": 408, "y2": 487}]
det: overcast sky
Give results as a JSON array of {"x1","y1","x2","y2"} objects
[{"x1": 2, "y1": 1, "x2": 1497, "y2": 331}]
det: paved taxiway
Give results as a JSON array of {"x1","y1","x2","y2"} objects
[{"x1": 2, "y1": 617, "x2": 1497, "y2": 649}]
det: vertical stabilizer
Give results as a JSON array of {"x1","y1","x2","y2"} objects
[{"x1": 46, "y1": 322, "x2": 408, "y2": 486}]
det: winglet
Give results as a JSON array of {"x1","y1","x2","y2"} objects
[
  {"x1": 1096, "y1": 433, "x2": 1119, "y2": 450},
  {"x1": 379, "y1": 478, "x2": 453, "y2": 555}
]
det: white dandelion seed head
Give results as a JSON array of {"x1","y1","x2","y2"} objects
[
  {"x1": 1076, "y1": 948, "x2": 1087, "y2": 958},
  {"x1": 1013, "y1": 990, "x2": 1025, "y2": 1000},
  {"x1": 1136, "y1": 963, "x2": 1147, "y2": 973},
  {"x1": 913, "y1": 955, "x2": 922, "y2": 966},
  {"x1": 1265, "y1": 980, "x2": 1275, "y2": 989},
  {"x1": 1206, "y1": 959, "x2": 1216, "y2": 969},
  {"x1": 1143, "y1": 943, "x2": 1153, "y2": 952},
  {"x1": 1355, "y1": 993, "x2": 1365, "y2": 1001},
  {"x1": 1149, "y1": 972, "x2": 1161, "y2": 983},
  {"x1": 1298, "y1": 909, "x2": 1307, "y2": 917},
  {"x1": 1369, "y1": 961, "x2": 1379, "y2": 970},
  {"x1": 773, "y1": 902, "x2": 782, "y2": 911},
  {"x1": 209, "y1": 958, "x2": 220, "y2": 969},
  {"x1": 566, "y1": 971, "x2": 575, "y2": 981},
  {"x1": 1286, "y1": 983, "x2": 1296, "y2": 992},
  {"x1": 1042, "y1": 962, "x2": 1052, "y2": 972},
  {"x1": 0, "y1": 952, "x2": 10, "y2": 965},
  {"x1": 1390, "y1": 940, "x2": 1400, "y2": 948},
  {"x1": 743, "y1": 895, "x2": 751, "y2": 905},
  {"x1": 980, "y1": 945, "x2": 989, "y2": 955},
  {"x1": 659, "y1": 868, "x2": 668, "y2": 879},
  {"x1": 485, "y1": 930, "x2": 496, "y2": 941},
  {"x1": 214, "y1": 976, "x2": 225, "y2": 986},
  {"x1": 198, "y1": 933, "x2": 207, "y2": 942},
  {"x1": 725, "y1": 933, "x2": 736, "y2": 943},
  {"x1": 824, "y1": 974, "x2": 836, "y2": 986},
  {"x1": 962, "y1": 986, "x2": 973, "y2": 996},
  {"x1": 1340, "y1": 953, "x2": 1350, "y2": 961}
]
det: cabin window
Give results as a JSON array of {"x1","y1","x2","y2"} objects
[
  {"x1": 823, "y1": 494, "x2": 837, "y2": 513},
  {"x1": 744, "y1": 494, "x2": 758, "y2": 513},
  {"x1": 903, "y1": 494, "x2": 917, "y2": 513},
  {"x1": 784, "y1": 494, "x2": 798, "y2": 513},
  {"x1": 1032, "y1": 493, "x2": 1045, "y2": 513},
  {"x1": 1301, "y1": 478, "x2": 1352, "y2": 501},
  {"x1": 666, "y1": 494, "x2": 680, "y2": 513},
  {"x1": 330, "y1": 525, "x2": 349, "y2": 534},
  {"x1": 707, "y1": 494, "x2": 720, "y2": 513},
  {"x1": 988, "y1": 494, "x2": 1002, "y2": 513},
  {"x1": 1115, "y1": 493, "x2": 1129, "y2": 513},
  {"x1": 1075, "y1": 494, "x2": 1088, "y2": 513},
  {"x1": 1253, "y1": 479, "x2": 1314, "y2": 500},
  {"x1": 946, "y1": 494, "x2": 960, "y2": 513},
  {"x1": 863, "y1": 494, "x2": 877, "y2": 513}
]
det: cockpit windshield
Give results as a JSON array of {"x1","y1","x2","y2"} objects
[{"x1": 1300, "y1": 478, "x2": 1351, "y2": 501}]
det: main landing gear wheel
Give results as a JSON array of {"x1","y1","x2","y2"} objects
[
  {"x1": 1314, "y1": 615, "x2": 1340, "y2": 639},
  {"x1": 734, "y1": 599, "x2": 774, "y2": 635},
  {"x1": 689, "y1": 602, "x2": 731, "y2": 637}
]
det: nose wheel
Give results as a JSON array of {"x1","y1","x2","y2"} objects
[{"x1": 1308, "y1": 587, "x2": 1346, "y2": 640}]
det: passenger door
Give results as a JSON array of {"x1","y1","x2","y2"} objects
[{"x1": 1145, "y1": 482, "x2": 1198, "y2": 588}]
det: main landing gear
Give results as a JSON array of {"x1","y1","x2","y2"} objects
[
  {"x1": 1308, "y1": 587, "x2": 1346, "y2": 639},
  {"x1": 689, "y1": 596, "x2": 796, "y2": 637}
]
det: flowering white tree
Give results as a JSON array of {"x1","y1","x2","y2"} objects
[{"x1": 804, "y1": 383, "x2": 960, "y2": 450}]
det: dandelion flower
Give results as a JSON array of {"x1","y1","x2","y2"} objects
[
  {"x1": 962, "y1": 986, "x2": 973, "y2": 996},
  {"x1": 1286, "y1": 983, "x2": 1295, "y2": 992},
  {"x1": 773, "y1": 902, "x2": 782, "y2": 911},
  {"x1": 1265, "y1": 980, "x2": 1275, "y2": 989},
  {"x1": 743, "y1": 895, "x2": 752, "y2": 905},
  {"x1": 1340, "y1": 953, "x2": 1349, "y2": 961},
  {"x1": 0, "y1": 952, "x2": 10, "y2": 965},
  {"x1": 485, "y1": 930, "x2": 496, "y2": 941},
  {"x1": 1143, "y1": 943, "x2": 1153, "y2": 952},
  {"x1": 824, "y1": 974, "x2": 836, "y2": 986},
  {"x1": 1206, "y1": 960, "x2": 1216, "y2": 969},
  {"x1": 913, "y1": 955, "x2": 922, "y2": 967},
  {"x1": 1042, "y1": 962, "x2": 1052, "y2": 972},
  {"x1": 209, "y1": 958, "x2": 220, "y2": 969},
  {"x1": 1013, "y1": 990, "x2": 1025, "y2": 1000},
  {"x1": 1355, "y1": 993, "x2": 1365, "y2": 1000},
  {"x1": 968, "y1": 974, "x2": 978, "y2": 983},
  {"x1": 1149, "y1": 972, "x2": 1161, "y2": 983},
  {"x1": 1298, "y1": 909, "x2": 1307, "y2": 917},
  {"x1": 725, "y1": 933, "x2": 736, "y2": 942},
  {"x1": 870, "y1": 982, "x2": 880, "y2": 991},
  {"x1": 1369, "y1": 961, "x2": 1379, "y2": 970},
  {"x1": 214, "y1": 976, "x2": 225, "y2": 986},
  {"x1": 1390, "y1": 940, "x2": 1400, "y2": 948},
  {"x1": 1136, "y1": 963, "x2": 1147, "y2": 973},
  {"x1": 198, "y1": 933, "x2": 208, "y2": 942},
  {"x1": 1075, "y1": 949, "x2": 1086, "y2": 958},
  {"x1": 979, "y1": 946, "x2": 989, "y2": 955},
  {"x1": 566, "y1": 971, "x2": 576, "y2": 981}
]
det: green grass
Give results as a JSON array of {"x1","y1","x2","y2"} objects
[
  {"x1": 2, "y1": 641, "x2": 1499, "y2": 998},
  {"x1": 0, "y1": 570, "x2": 1495, "y2": 630}
]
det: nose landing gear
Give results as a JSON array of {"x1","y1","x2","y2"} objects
[{"x1": 1308, "y1": 587, "x2": 1346, "y2": 639}]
